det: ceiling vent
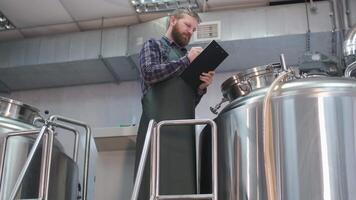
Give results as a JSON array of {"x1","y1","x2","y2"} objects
[{"x1": 194, "y1": 21, "x2": 221, "y2": 42}]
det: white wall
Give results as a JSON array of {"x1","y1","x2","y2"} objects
[
  {"x1": 5, "y1": 81, "x2": 142, "y2": 128},
  {"x1": 94, "y1": 151, "x2": 135, "y2": 200}
]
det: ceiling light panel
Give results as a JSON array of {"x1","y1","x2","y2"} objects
[
  {"x1": 0, "y1": 0, "x2": 73, "y2": 28},
  {"x1": 0, "y1": 12, "x2": 15, "y2": 31},
  {"x1": 59, "y1": 0, "x2": 136, "y2": 21},
  {"x1": 132, "y1": 0, "x2": 199, "y2": 13}
]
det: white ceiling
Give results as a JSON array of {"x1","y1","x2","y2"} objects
[{"x1": 0, "y1": 0, "x2": 275, "y2": 41}]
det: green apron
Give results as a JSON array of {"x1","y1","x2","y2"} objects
[{"x1": 135, "y1": 41, "x2": 197, "y2": 199}]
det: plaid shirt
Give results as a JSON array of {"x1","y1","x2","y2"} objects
[{"x1": 138, "y1": 36, "x2": 190, "y2": 95}]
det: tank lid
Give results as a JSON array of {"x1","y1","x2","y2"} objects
[
  {"x1": 0, "y1": 96, "x2": 40, "y2": 124},
  {"x1": 221, "y1": 73, "x2": 244, "y2": 90},
  {"x1": 240, "y1": 63, "x2": 281, "y2": 76}
]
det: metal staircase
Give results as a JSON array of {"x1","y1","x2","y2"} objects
[{"x1": 131, "y1": 119, "x2": 218, "y2": 200}]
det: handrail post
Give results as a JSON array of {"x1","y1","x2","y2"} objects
[
  {"x1": 48, "y1": 115, "x2": 92, "y2": 200},
  {"x1": 150, "y1": 125, "x2": 157, "y2": 199},
  {"x1": 131, "y1": 120, "x2": 156, "y2": 200},
  {"x1": 43, "y1": 128, "x2": 55, "y2": 200}
]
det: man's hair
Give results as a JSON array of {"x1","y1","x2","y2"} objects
[{"x1": 169, "y1": 8, "x2": 202, "y2": 23}]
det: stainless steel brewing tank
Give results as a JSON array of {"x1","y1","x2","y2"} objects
[
  {"x1": 215, "y1": 77, "x2": 356, "y2": 200},
  {"x1": 0, "y1": 96, "x2": 39, "y2": 153},
  {"x1": 0, "y1": 97, "x2": 79, "y2": 200}
]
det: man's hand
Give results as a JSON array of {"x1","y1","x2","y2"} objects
[
  {"x1": 198, "y1": 71, "x2": 215, "y2": 91},
  {"x1": 187, "y1": 47, "x2": 203, "y2": 63}
]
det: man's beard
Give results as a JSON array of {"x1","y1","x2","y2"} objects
[{"x1": 171, "y1": 24, "x2": 190, "y2": 47}]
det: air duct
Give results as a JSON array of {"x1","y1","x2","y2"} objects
[{"x1": 0, "y1": 1, "x2": 335, "y2": 93}]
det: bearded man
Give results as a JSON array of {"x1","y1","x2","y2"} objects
[{"x1": 134, "y1": 8, "x2": 215, "y2": 199}]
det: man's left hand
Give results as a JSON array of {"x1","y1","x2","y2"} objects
[{"x1": 198, "y1": 71, "x2": 215, "y2": 91}]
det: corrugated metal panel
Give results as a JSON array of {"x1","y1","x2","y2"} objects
[
  {"x1": 24, "y1": 38, "x2": 41, "y2": 65},
  {"x1": 0, "y1": 42, "x2": 10, "y2": 68},
  {"x1": 127, "y1": 17, "x2": 167, "y2": 55},
  {"x1": 0, "y1": 27, "x2": 129, "y2": 67},
  {"x1": 9, "y1": 40, "x2": 26, "y2": 67},
  {"x1": 193, "y1": 1, "x2": 331, "y2": 42},
  {"x1": 0, "y1": 27, "x2": 131, "y2": 92},
  {"x1": 102, "y1": 28, "x2": 129, "y2": 57},
  {"x1": 66, "y1": 31, "x2": 101, "y2": 61},
  {"x1": 0, "y1": 59, "x2": 115, "y2": 90}
]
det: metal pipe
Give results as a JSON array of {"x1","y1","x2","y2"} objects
[
  {"x1": 49, "y1": 115, "x2": 91, "y2": 200},
  {"x1": 344, "y1": 0, "x2": 352, "y2": 29},
  {"x1": 210, "y1": 120, "x2": 218, "y2": 200},
  {"x1": 5, "y1": 130, "x2": 45, "y2": 137},
  {"x1": 130, "y1": 120, "x2": 156, "y2": 200},
  {"x1": 309, "y1": 0, "x2": 315, "y2": 9},
  {"x1": 280, "y1": 54, "x2": 288, "y2": 71},
  {"x1": 150, "y1": 126, "x2": 157, "y2": 199},
  {"x1": 8, "y1": 126, "x2": 48, "y2": 200},
  {"x1": 157, "y1": 194, "x2": 214, "y2": 199},
  {"x1": 210, "y1": 98, "x2": 228, "y2": 114},
  {"x1": 38, "y1": 132, "x2": 49, "y2": 198},
  {"x1": 33, "y1": 117, "x2": 80, "y2": 161},
  {"x1": 336, "y1": 0, "x2": 346, "y2": 37},
  {"x1": 155, "y1": 123, "x2": 161, "y2": 197},
  {"x1": 344, "y1": 60, "x2": 356, "y2": 77},
  {"x1": 0, "y1": 136, "x2": 9, "y2": 197},
  {"x1": 202, "y1": 0, "x2": 208, "y2": 12},
  {"x1": 43, "y1": 129, "x2": 54, "y2": 200},
  {"x1": 333, "y1": 0, "x2": 348, "y2": 69},
  {"x1": 304, "y1": 0, "x2": 311, "y2": 52},
  {"x1": 33, "y1": 116, "x2": 45, "y2": 127},
  {"x1": 329, "y1": 0, "x2": 337, "y2": 56},
  {"x1": 49, "y1": 121, "x2": 80, "y2": 162}
]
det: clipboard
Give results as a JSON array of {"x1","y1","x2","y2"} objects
[{"x1": 180, "y1": 40, "x2": 229, "y2": 89}]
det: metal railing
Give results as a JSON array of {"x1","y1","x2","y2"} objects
[
  {"x1": 131, "y1": 119, "x2": 218, "y2": 200},
  {"x1": 0, "y1": 115, "x2": 91, "y2": 200}
]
